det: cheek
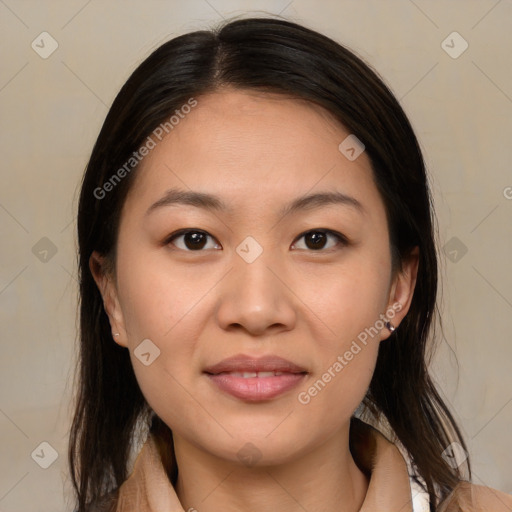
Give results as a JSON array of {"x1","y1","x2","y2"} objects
[
  {"x1": 115, "y1": 254, "x2": 217, "y2": 420},
  {"x1": 303, "y1": 253, "x2": 392, "y2": 346},
  {"x1": 117, "y1": 254, "x2": 208, "y2": 344},
  {"x1": 294, "y1": 253, "x2": 389, "y2": 414},
  {"x1": 129, "y1": 357, "x2": 218, "y2": 449},
  {"x1": 296, "y1": 324, "x2": 380, "y2": 435}
]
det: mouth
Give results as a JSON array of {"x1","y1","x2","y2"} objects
[
  {"x1": 203, "y1": 354, "x2": 308, "y2": 401},
  {"x1": 216, "y1": 371, "x2": 291, "y2": 378}
]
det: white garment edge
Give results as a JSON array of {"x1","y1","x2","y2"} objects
[
  {"x1": 351, "y1": 408, "x2": 432, "y2": 512},
  {"x1": 410, "y1": 475, "x2": 432, "y2": 512},
  {"x1": 393, "y1": 436, "x2": 432, "y2": 512}
]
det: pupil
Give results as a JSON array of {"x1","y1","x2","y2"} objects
[
  {"x1": 307, "y1": 232, "x2": 326, "y2": 250},
  {"x1": 185, "y1": 232, "x2": 206, "y2": 250}
]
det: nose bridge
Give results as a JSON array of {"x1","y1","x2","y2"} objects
[
  {"x1": 215, "y1": 236, "x2": 296, "y2": 335},
  {"x1": 234, "y1": 244, "x2": 277, "y2": 300}
]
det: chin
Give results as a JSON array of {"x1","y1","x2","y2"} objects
[{"x1": 206, "y1": 426, "x2": 313, "y2": 467}]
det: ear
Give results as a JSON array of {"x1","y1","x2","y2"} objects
[
  {"x1": 89, "y1": 250, "x2": 128, "y2": 348},
  {"x1": 381, "y1": 246, "x2": 419, "y2": 341}
]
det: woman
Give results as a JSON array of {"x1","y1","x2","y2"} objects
[{"x1": 68, "y1": 16, "x2": 512, "y2": 512}]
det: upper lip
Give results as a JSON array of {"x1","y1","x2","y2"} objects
[{"x1": 204, "y1": 354, "x2": 308, "y2": 374}]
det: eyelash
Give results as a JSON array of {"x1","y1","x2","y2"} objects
[{"x1": 164, "y1": 228, "x2": 349, "y2": 252}]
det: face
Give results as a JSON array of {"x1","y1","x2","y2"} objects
[{"x1": 91, "y1": 88, "x2": 418, "y2": 466}]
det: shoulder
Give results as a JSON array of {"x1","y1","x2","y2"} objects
[{"x1": 438, "y1": 481, "x2": 512, "y2": 511}]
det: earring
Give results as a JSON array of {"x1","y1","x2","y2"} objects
[
  {"x1": 385, "y1": 321, "x2": 395, "y2": 332},
  {"x1": 113, "y1": 333, "x2": 120, "y2": 337}
]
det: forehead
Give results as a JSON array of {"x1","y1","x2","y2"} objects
[{"x1": 121, "y1": 88, "x2": 383, "y2": 220}]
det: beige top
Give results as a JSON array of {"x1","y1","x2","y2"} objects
[{"x1": 89, "y1": 419, "x2": 512, "y2": 511}]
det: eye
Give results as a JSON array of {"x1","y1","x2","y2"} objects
[
  {"x1": 165, "y1": 229, "x2": 221, "y2": 251},
  {"x1": 164, "y1": 228, "x2": 348, "y2": 252},
  {"x1": 291, "y1": 229, "x2": 348, "y2": 251}
]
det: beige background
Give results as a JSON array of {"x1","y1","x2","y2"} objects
[{"x1": 0, "y1": 1, "x2": 511, "y2": 510}]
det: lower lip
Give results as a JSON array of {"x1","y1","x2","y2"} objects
[{"x1": 206, "y1": 372, "x2": 307, "y2": 401}]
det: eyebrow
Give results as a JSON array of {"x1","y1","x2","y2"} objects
[{"x1": 145, "y1": 187, "x2": 365, "y2": 217}]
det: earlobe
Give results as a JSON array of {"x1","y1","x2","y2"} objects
[{"x1": 89, "y1": 251, "x2": 128, "y2": 348}]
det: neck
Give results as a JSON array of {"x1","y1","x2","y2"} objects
[{"x1": 173, "y1": 426, "x2": 369, "y2": 512}]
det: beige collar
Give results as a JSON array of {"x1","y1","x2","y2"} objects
[{"x1": 115, "y1": 418, "x2": 415, "y2": 512}]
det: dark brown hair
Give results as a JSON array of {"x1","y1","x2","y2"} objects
[{"x1": 69, "y1": 15, "x2": 470, "y2": 512}]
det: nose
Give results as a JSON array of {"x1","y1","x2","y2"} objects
[{"x1": 214, "y1": 250, "x2": 297, "y2": 337}]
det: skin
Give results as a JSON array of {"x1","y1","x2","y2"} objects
[{"x1": 91, "y1": 87, "x2": 419, "y2": 512}]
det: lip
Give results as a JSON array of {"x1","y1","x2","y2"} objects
[
  {"x1": 204, "y1": 354, "x2": 308, "y2": 401},
  {"x1": 204, "y1": 354, "x2": 307, "y2": 374}
]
